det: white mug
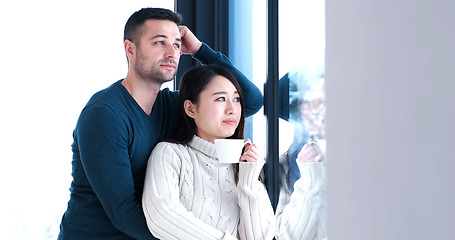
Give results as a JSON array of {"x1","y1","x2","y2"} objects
[
  {"x1": 310, "y1": 139, "x2": 327, "y2": 160},
  {"x1": 214, "y1": 139, "x2": 246, "y2": 163}
]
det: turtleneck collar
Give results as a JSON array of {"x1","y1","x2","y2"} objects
[{"x1": 188, "y1": 135, "x2": 218, "y2": 159}]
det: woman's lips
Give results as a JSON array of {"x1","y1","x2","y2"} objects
[{"x1": 223, "y1": 119, "x2": 237, "y2": 125}]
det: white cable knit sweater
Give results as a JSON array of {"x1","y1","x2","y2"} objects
[
  {"x1": 275, "y1": 153, "x2": 327, "y2": 240},
  {"x1": 142, "y1": 135, "x2": 275, "y2": 240}
]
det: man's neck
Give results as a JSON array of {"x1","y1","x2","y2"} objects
[{"x1": 122, "y1": 74, "x2": 161, "y2": 115}]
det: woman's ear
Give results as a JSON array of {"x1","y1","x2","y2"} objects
[{"x1": 184, "y1": 100, "x2": 196, "y2": 118}]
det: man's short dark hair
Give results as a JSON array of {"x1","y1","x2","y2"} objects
[{"x1": 124, "y1": 8, "x2": 183, "y2": 44}]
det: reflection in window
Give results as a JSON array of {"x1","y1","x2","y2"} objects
[{"x1": 276, "y1": 0, "x2": 327, "y2": 239}]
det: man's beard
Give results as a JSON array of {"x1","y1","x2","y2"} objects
[{"x1": 135, "y1": 50, "x2": 177, "y2": 84}]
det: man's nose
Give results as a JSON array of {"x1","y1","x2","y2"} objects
[{"x1": 165, "y1": 45, "x2": 178, "y2": 59}]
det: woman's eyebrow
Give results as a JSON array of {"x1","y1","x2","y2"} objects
[
  {"x1": 212, "y1": 91, "x2": 227, "y2": 96},
  {"x1": 212, "y1": 91, "x2": 238, "y2": 96}
]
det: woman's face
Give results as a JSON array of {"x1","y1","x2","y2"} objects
[
  {"x1": 301, "y1": 98, "x2": 326, "y2": 138},
  {"x1": 300, "y1": 80, "x2": 326, "y2": 138},
  {"x1": 185, "y1": 75, "x2": 241, "y2": 143}
]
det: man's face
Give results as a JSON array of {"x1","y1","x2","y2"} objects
[{"x1": 133, "y1": 19, "x2": 182, "y2": 84}]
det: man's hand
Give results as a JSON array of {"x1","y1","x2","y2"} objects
[{"x1": 179, "y1": 25, "x2": 202, "y2": 55}]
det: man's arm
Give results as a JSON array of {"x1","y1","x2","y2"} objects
[
  {"x1": 77, "y1": 105, "x2": 155, "y2": 239},
  {"x1": 179, "y1": 26, "x2": 263, "y2": 117}
]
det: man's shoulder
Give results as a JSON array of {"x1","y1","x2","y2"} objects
[
  {"x1": 76, "y1": 80, "x2": 134, "y2": 125},
  {"x1": 87, "y1": 80, "x2": 124, "y2": 104},
  {"x1": 81, "y1": 80, "x2": 141, "y2": 116}
]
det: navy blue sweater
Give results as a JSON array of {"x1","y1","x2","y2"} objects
[{"x1": 58, "y1": 43, "x2": 263, "y2": 240}]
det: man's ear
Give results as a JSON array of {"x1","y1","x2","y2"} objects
[
  {"x1": 124, "y1": 40, "x2": 136, "y2": 62},
  {"x1": 184, "y1": 100, "x2": 196, "y2": 118}
]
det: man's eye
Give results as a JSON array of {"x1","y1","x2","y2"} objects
[
  {"x1": 155, "y1": 41, "x2": 164, "y2": 45},
  {"x1": 173, "y1": 43, "x2": 181, "y2": 49}
]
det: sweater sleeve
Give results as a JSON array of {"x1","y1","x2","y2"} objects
[
  {"x1": 275, "y1": 160, "x2": 327, "y2": 240},
  {"x1": 237, "y1": 162, "x2": 275, "y2": 240},
  {"x1": 192, "y1": 43, "x2": 263, "y2": 117},
  {"x1": 142, "y1": 143, "x2": 237, "y2": 240},
  {"x1": 76, "y1": 104, "x2": 154, "y2": 239}
]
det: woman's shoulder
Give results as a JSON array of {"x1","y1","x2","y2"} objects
[
  {"x1": 150, "y1": 142, "x2": 195, "y2": 174},
  {"x1": 154, "y1": 141, "x2": 187, "y2": 152},
  {"x1": 152, "y1": 141, "x2": 191, "y2": 160}
]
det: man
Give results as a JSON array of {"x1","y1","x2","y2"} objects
[{"x1": 58, "y1": 8, "x2": 263, "y2": 240}]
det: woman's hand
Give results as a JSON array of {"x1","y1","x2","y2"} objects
[
  {"x1": 240, "y1": 139, "x2": 264, "y2": 163},
  {"x1": 297, "y1": 139, "x2": 323, "y2": 163}
]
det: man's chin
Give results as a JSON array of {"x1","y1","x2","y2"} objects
[
  {"x1": 163, "y1": 71, "x2": 177, "y2": 81},
  {"x1": 156, "y1": 72, "x2": 176, "y2": 84}
]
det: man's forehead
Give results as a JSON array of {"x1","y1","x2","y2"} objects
[{"x1": 142, "y1": 19, "x2": 180, "y2": 36}]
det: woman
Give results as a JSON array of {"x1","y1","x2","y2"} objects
[
  {"x1": 275, "y1": 75, "x2": 327, "y2": 240},
  {"x1": 142, "y1": 65, "x2": 275, "y2": 240}
]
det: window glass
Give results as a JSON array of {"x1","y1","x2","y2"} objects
[
  {"x1": 275, "y1": 0, "x2": 327, "y2": 239},
  {"x1": 279, "y1": 0, "x2": 326, "y2": 155},
  {"x1": 229, "y1": 0, "x2": 267, "y2": 156},
  {"x1": 230, "y1": 0, "x2": 325, "y2": 161},
  {"x1": 227, "y1": 0, "x2": 327, "y2": 238}
]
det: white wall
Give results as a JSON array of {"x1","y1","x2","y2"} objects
[
  {"x1": 326, "y1": 0, "x2": 455, "y2": 239},
  {"x1": 0, "y1": 1, "x2": 173, "y2": 239}
]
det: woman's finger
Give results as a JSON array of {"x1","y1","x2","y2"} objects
[
  {"x1": 297, "y1": 143, "x2": 321, "y2": 162},
  {"x1": 241, "y1": 144, "x2": 263, "y2": 162}
]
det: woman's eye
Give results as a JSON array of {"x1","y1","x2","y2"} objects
[
  {"x1": 216, "y1": 97, "x2": 226, "y2": 101},
  {"x1": 234, "y1": 97, "x2": 241, "y2": 102}
]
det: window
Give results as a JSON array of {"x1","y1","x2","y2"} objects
[
  {"x1": 278, "y1": 0, "x2": 326, "y2": 156},
  {"x1": 229, "y1": 0, "x2": 326, "y2": 238},
  {"x1": 275, "y1": 1, "x2": 327, "y2": 239}
]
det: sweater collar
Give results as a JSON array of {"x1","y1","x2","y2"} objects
[{"x1": 188, "y1": 135, "x2": 217, "y2": 159}]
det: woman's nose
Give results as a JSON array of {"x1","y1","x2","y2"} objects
[{"x1": 225, "y1": 100, "x2": 237, "y2": 114}]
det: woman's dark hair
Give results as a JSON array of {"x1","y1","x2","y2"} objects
[
  {"x1": 124, "y1": 8, "x2": 183, "y2": 44},
  {"x1": 170, "y1": 65, "x2": 246, "y2": 144}
]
